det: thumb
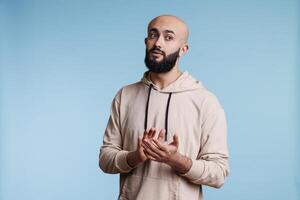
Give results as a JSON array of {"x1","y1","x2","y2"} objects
[
  {"x1": 138, "y1": 136, "x2": 142, "y2": 147},
  {"x1": 157, "y1": 129, "x2": 166, "y2": 142},
  {"x1": 172, "y1": 134, "x2": 179, "y2": 147}
]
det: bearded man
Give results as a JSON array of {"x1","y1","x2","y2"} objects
[{"x1": 99, "y1": 15, "x2": 230, "y2": 200}]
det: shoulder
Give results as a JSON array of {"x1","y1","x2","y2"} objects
[
  {"x1": 195, "y1": 87, "x2": 224, "y2": 115},
  {"x1": 122, "y1": 81, "x2": 144, "y2": 92},
  {"x1": 113, "y1": 81, "x2": 144, "y2": 102}
]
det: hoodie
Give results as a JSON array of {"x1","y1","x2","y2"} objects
[{"x1": 99, "y1": 71, "x2": 230, "y2": 200}]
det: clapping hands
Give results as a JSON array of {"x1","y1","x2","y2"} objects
[{"x1": 141, "y1": 128, "x2": 179, "y2": 163}]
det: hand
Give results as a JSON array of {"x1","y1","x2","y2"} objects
[
  {"x1": 137, "y1": 128, "x2": 158, "y2": 162},
  {"x1": 127, "y1": 128, "x2": 157, "y2": 167},
  {"x1": 142, "y1": 129, "x2": 179, "y2": 163}
]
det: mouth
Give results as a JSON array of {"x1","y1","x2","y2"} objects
[{"x1": 151, "y1": 50, "x2": 163, "y2": 56}]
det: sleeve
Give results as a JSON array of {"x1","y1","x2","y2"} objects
[
  {"x1": 99, "y1": 89, "x2": 134, "y2": 174},
  {"x1": 179, "y1": 108, "x2": 230, "y2": 188}
]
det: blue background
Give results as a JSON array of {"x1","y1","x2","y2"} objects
[{"x1": 1, "y1": 0, "x2": 299, "y2": 199}]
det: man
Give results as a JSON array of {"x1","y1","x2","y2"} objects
[{"x1": 99, "y1": 15, "x2": 230, "y2": 200}]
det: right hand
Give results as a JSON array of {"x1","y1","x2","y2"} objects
[
  {"x1": 137, "y1": 128, "x2": 157, "y2": 162},
  {"x1": 127, "y1": 128, "x2": 157, "y2": 167}
]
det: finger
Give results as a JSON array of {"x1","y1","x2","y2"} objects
[
  {"x1": 148, "y1": 138, "x2": 160, "y2": 148},
  {"x1": 147, "y1": 128, "x2": 153, "y2": 138},
  {"x1": 145, "y1": 153, "x2": 158, "y2": 161},
  {"x1": 141, "y1": 142, "x2": 147, "y2": 149},
  {"x1": 157, "y1": 129, "x2": 165, "y2": 142},
  {"x1": 143, "y1": 144, "x2": 161, "y2": 159},
  {"x1": 147, "y1": 128, "x2": 154, "y2": 139},
  {"x1": 174, "y1": 134, "x2": 179, "y2": 147},
  {"x1": 143, "y1": 128, "x2": 153, "y2": 141},
  {"x1": 152, "y1": 139, "x2": 167, "y2": 151},
  {"x1": 170, "y1": 134, "x2": 179, "y2": 147},
  {"x1": 141, "y1": 141, "x2": 150, "y2": 150},
  {"x1": 138, "y1": 136, "x2": 143, "y2": 147},
  {"x1": 142, "y1": 129, "x2": 149, "y2": 140},
  {"x1": 143, "y1": 150, "x2": 157, "y2": 161},
  {"x1": 150, "y1": 127, "x2": 156, "y2": 138},
  {"x1": 144, "y1": 140, "x2": 165, "y2": 157}
]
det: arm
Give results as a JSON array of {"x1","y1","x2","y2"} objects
[
  {"x1": 165, "y1": 152, "x2": 193, "y2": 174},
  {"x1": 99, "y1": 91, "x2": 134, "y2": 174},
  {"x1": 142, "y1": 109, "x2": 229, "y2": 188},
  {"x1": 178, "y1": 108, "x2": 230, "y2": 188},
  {"x1": 99, "y1": 91, "x2": 155, "y2": 173}
]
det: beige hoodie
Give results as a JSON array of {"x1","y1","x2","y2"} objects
[{"x1": 99, "y1": 71, "x2": 230, "y2": 200}]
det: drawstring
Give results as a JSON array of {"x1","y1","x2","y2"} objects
[
  {"x1": 165, "y1": 93, "x2": 172, "y2": 141},
  {"x1": 144, "y1": 84, "x2": 172, "y2": 141},
  {"x1": 144, "y1": 84, "x2": 153, "y2": 131}
]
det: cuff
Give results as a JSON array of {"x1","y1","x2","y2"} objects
[
  {"x1": 178, "y1": 159, "x2": 205, "y2": 180},
  {"x1": 115, "y1": 150, "x2": 134, "y2": 173}
]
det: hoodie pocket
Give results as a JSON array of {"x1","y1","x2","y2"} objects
[{"x1": 119, "y1": 174, "x2": 178, "y2": 200}]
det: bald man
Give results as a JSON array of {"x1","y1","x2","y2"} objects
[{"x1": 99, "y1": 15, "x2": 230, "y2": 200}]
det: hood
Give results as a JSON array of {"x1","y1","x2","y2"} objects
[
  {"x1": 141, "y1": 71, "x2": 204, "y2": 93},
  {"x1": 141, "y1": 70, "x2": 205, "y2": 141}
]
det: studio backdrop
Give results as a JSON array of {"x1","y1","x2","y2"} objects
[{"x1": 0, "y1": 0, "x2": 299, "y2": 200}]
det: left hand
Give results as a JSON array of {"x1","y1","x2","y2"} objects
[{"x1": 141, "y1": 129, "x2": 179, "y2": 163}]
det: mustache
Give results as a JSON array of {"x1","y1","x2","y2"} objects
[{"x1": 149, "y1": 47, "x2": 165, "y2": 56}]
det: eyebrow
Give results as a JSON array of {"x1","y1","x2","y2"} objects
[{"x1": 149, "y1": 28, "x2": 176, "y2": 35}]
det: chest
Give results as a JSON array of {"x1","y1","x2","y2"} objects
[{"x1": 120, "y1": 90, "x2": 204, "y2": 155}]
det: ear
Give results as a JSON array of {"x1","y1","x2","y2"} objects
[
  {"x1": 144, "y1": 38, "x2": 147, "y2": 45},
  {"x1": 179, "y1": 43, "x2": 189, "y2": 57}
]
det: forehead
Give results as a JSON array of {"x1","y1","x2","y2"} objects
[{"x1": 148, "y1": 17, "x2": 183, "y2": 35}]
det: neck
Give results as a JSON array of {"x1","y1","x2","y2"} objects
[{"x1": 149, "y1": 64, "x2": 183, "y2": 89}]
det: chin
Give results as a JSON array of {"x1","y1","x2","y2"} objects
[{"x1": 151, "y1": 57, "x2": 163, "y2": 63}]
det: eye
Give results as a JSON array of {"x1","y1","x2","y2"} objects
[
  {"x1": 149, "y1": 33, "x2": 158, "y2": 39},
  {"x1": 165, "y1": 35, "x2": 174, "y2": 41}
]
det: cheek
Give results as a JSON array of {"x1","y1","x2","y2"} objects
[
  {"x1": 146, "y1": 41, "x2": 155, "y2": 50},
  {"x1": 165, "y1": 49, "x2": 178, "y2": 57},
  {"x1": 165, "y1": 44, "x2": 180, "y2": 54}
]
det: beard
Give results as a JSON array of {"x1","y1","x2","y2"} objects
[{"x1": 144, "y1": 47, "x2": 180, "y2": 73}]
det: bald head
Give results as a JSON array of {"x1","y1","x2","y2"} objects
[{"x1": 147, "y1": 15, "x2": 189, "y2": 43}]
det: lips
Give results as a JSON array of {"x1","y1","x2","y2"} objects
[{"x1": 151, "y1": 50, "x2": 163, "y2": 55}]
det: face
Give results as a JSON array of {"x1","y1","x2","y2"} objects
[
  {"x1": 144, "y1": 16, "x2": 189, "y2": 73},
  {"x1": 144, "y1": 46, "x2": 180, "y2": 73}
]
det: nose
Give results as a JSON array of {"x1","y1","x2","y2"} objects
[{"x1": 154, "y1": 35, "x2": 164, "y2": 49}]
